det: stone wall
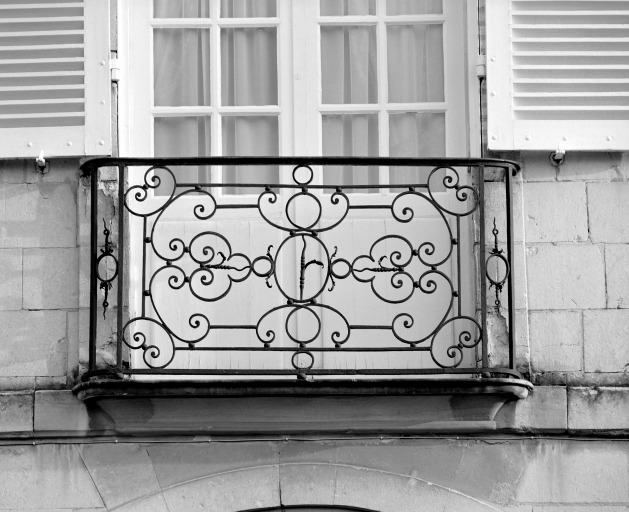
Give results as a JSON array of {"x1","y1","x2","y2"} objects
[
  {"x1": 488, "y1": 153, "x2": 629, "y2": 386},
  {"x1": 0, "y1": 438, "x2": 628, "y2": 511},
  {"x1": 0, "y1": 159, "x2": 118, "y2": 390}
]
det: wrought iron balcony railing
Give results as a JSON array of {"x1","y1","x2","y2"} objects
[{"x1": 82, "y1": 157, "x2": 521, "y2": 382}]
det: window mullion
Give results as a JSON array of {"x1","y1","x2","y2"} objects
[
  {"x1": 210, "y1": 0, "x2": 221, "y2": 187},
  {"x1": 376, "y1": 0, "x2": 389, "y2": 191}
]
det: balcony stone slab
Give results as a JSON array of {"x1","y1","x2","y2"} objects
[{"x1": 68, "y1": 377, "x2": 531, "y2": 436}]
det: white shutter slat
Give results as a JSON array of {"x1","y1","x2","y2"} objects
[
  {"x1": 487, "y1": 0, "x2": 629, "y2": 150},
  {"x1": 0, "y1": 113, "x2": 85, "y2": 119},
  {"x1": 0, "y1": 0, "x2": 110, "y2": 158},
  {"x1": 0, "y1": 3, "x2": 83, "y2": 9},
  {"x1": 0, "y1": 71, "x2": 84, "y2": 77},
  {"x1": 0, "y1": 84, "x2": 83, "y2": 91},
  {"x1": 0, "y1": 17, "x2": 85, "y2": 23},
  {"x1": 0, "y1": 30, "x2": 84, "y2": 37}
]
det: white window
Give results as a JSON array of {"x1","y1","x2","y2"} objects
[
  {"x1": 117, "y1": 0, "x2": 480, "y2": 376},
  {"x1": 119, "y1": 0, "x2": 476, "y2": 160}
]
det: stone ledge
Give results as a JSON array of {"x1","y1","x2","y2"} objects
[
  {"x1": 74, "y1": 376, "x2": 532, "y2": 401},
  {"x1": 568, "y1": 387, "x2": 629, "y2": 431},
  {"x1": 3, "y1": 384, "x2": 628, "y2": 438},
  {"x1": 66, "y1": 377, "x2": 531, "y2": 436}
]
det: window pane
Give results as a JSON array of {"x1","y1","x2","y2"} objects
[
  {"x1": 221, "y1": 28, "x2": 278, "y2": 106},
  {"x1": 389, "y1": 112, "x2": 445, "y2": 186},
  {"x1": 222, "y1": 116, "x2": 279, "y2": 194},
  {"x1": 322, "y1": 114, "x2": 379, "y2": 193},
  {"x1": 386, "y1": 0, "x2": 442, "y2": 15},
  {"x1": 321, "y1": 26, "x2": 377, "y2": 104},
  {"x1": 320, "y1": 0, "x2": 375, "y2": 16},
  {"x1": 220, "y1": 0, "x2": 276, "y2": 17},
  {"x1": 154, "y1": 29, "x2": 211, "y2": 106},
  {"x1": 153, "y1": 0, "x2": 210, "y2": 18},
  {"x1": 387, "y1": 24, "x2": 444, "y2": 102},
  {"x1": 154, "y1": 117, "x2": 211, "y2": 193}
]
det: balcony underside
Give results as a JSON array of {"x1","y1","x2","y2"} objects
[{"x1": 72, "y1": 377, "x2": 531, "y2": 435}]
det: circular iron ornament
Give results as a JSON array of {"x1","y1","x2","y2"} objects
[
  {"x1": 292, "y1": 164, "x2": 314, "y2": 185},
  {"x1": 274, "y1": 234, "x2": 330, "y2": 303},
  {"x1": 485, "y1": 252, "x2": 510, "y2": 288},
  {"x1": 96, "y1": 219, "x2": 117, "y2": 317},
  {"x1": 258, "y1": 184, "x2": 350, "y2": 234},
  {"x1": 285, "y1": 305, "x2": 322, "y2": 345},
  {"x1": 285, "y1": 191, "x2": 322, "y2": 230},
  {"x1": 291, "y1": 350, "x2": 315, "y2": 371},
  {"x1": 96, "y1": 220, "x2": 117, "y2": 284},
  {"x1": 96, "y1": 253, "x2": 118, "y2": 284},
  {"x1": 330, "y1": 258, "x2": 351, "y2": 279},
  {"x1": 254, "y1": 303, "x2": 351, "y2": 347},
  {"x1": 252, "y1": 255, "x2": 275, "y2": 278}
]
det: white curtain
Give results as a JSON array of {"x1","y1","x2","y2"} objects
[
  {"x1": 320, "y1": 17, "x2": 445, "y2": 191},
  {"x1": 152, "y1": 0, "x2": 278, "y2": 194},
  {"x1": 152, "y1": 0, "x2": 446, "y2": 192}
]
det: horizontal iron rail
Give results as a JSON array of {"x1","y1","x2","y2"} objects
[{"x1": 81, "y1": 156, "x2": 520, "y2": 174}]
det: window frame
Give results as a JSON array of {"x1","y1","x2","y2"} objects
[{"x1": 117, "y1": 0, "x2": 481, "y2": 161}]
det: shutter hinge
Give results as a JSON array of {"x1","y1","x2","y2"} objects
[
  {"x1": 110, "y1": 58, "x2": 120, "y2": 83},
  {"x1": 476, "y1": 54, "x2": 486, "y2": 79}
]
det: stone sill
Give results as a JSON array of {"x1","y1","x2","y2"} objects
[
  {"x1": 74, "y1": 376, "x2": 532, "y2": 401},
  {"x1": 5, "y1": 386, "x2": 629, "y2": 439},
  {"x1": 59, "y1": 377, "x2": 534, "y2": 437}
]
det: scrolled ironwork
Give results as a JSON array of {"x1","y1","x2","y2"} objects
[
  {"x1": 486, "y1": 218, "x2": 510, "y2": 311},
  {"x1": 86, "y1": 157, "x2": 521, "y2": 380},
  {"x1": 96, "y1": 219, "x2": 118, "y2": 318}
]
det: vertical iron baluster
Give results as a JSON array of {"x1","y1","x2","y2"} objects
[
  {"x1": 117, "y1": 164, "x2": 125, "y2": 372},
  {"x1": 506, "y1": 163, "x2": 516, "y2": 370},
  {"x1": 89, "y1": 163, "x2": 98, "y2": 372},
  {"x1": 478, "y1": 164, "x2": 488, "y2": 370}
]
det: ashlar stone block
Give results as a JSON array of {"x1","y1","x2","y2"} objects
[
  {"x1": 568, "y1": 387, "x2": 629, "y2": 430},
  {"x1": 507, "y1": 386, "x2": 567, "y2": 432},
  {"x1": 0, "y1": 248, "x2": 22, "y2": 310},
  {"x1": 605, "y1": 244, "x2": 629, "y2": 309},
  {"x1": 556, "y1": 151, "x2": 629, "y2": 182},
  {"x1": 0, "y1": 183, "x2": 76, "y2": 248},
  {"x1": 0, "y1": 445, "x2": 103, "y2": 509},
  {"x1": 81, "y1": 443, "x2": 162, "y2": 509},
  {"x1": 0, "y1": 310, "x2": 67, "y2": 377},
  {"x1": 583, "y1": 309, "x2": 629, "y2": 373},
  {"x1": 0, "y1": 392, "x2": 33, "y2": 435},
  {"x1": 483, "y1": 181, "x2": 524, "y2": 244},
  {"x1": 526, "y1": 244, "x2": 605, "y2": 310},
  {"x1": 521, "y1": 152, "x2": 558, "y2": 182},
  {"x1": 23, "y1": 247, "x2": 79, "y2": 309},
  {"x1": 515, "y1": 441, "x2": 629, "y2": 503},
  {"x1": 522, "y1": 182, "x2": 588, "y2": 243},
  {"x1": 529, "y1": 311, "x2": 582, "y2": 372},
  {"x1": 589, "y1": 182, "x2": 629, "y2": 243}
]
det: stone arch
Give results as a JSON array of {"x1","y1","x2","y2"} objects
[{"x1": 114, "y1": 463, "x2": 503, "y2": 512}]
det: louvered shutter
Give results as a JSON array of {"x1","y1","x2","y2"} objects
[
  {"x1": 0, "y1": 0, "x2": 111, "y2": 158},
  {"x1": 486, "y1": 0, "x2": 629, "y2": 151}
]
